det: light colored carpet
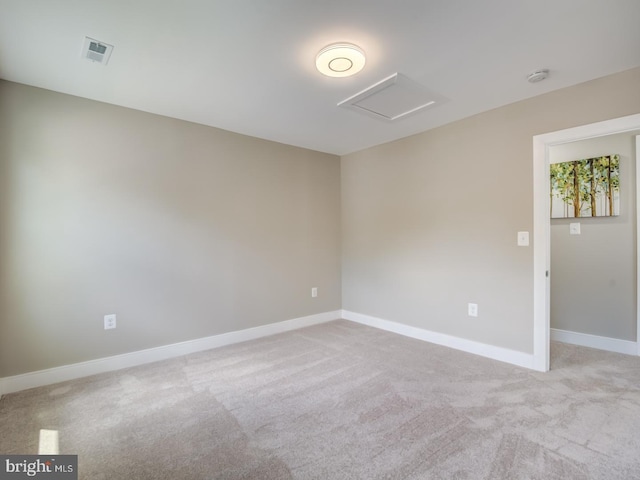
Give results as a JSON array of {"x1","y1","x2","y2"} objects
[{"x1": 2, "y1": 320, "x2": 640, "y2": 479}]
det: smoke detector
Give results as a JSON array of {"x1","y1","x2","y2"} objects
[
  {"x1": 527, "y1": 69, "x2": 549, "y2": 83},
  {"x1": 81, "y1": 37, "x2": 114, "y2": 65}
]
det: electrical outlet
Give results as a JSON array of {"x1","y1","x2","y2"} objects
[
  {"x1": 468, "y1": 303, "x2": 478, "y2": 317},
  {"x1": 311, "y1": 287, "x2": 318, "y2": 298},
  {"x1": 104, "y1": 314, "x2": 116, "y2": 330}
]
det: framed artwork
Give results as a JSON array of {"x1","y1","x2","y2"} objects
[{"x1": 550, "y1": 154, "x2": 619, "y2": 218}]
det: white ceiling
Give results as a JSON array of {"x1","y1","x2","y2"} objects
[{"x1": 1, "y1": 0, "x2": 639, "y2": 155}]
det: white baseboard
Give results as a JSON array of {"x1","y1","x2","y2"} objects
[
  {"x1": 0, "y1": 310, "x2": 341, "y2": 397},
  {"x1": 342, "y1": 310, "x2": 536, "y2": 370},
  {"x1": 551, "y1": 328, "x2": 638, "y2": 355}
]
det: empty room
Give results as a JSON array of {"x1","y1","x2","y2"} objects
[{"x1": 2, "y1": 0, "x2": 640, "y2": 478}]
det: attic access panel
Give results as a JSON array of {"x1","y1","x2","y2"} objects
[{"x1": 338, "y1": 73, "x2": 446, "y2": 121}]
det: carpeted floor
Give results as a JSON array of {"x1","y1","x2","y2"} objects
[{"x1": 2, "y1": 320, "x2": 640, "y2": 479}]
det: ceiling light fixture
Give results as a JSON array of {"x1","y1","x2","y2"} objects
[{"x1": 316, "y1": 43, "x2": 366, "y2": 78}]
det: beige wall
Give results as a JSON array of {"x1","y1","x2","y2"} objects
[
  {"x1": 0, "y1": 81, "x2": 341, "y2": 377},
  {"x1": 342, "y1": 67, "x2": 640, "y2": 354},
  {"x1": 550, "y1": 131, "x2": 639, "y2": 340},
  {"x1": 2, "y1": 68, "x2": 640, "y2": 378}
]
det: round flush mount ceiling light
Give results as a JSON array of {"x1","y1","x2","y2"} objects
[
  {"x1": 316, "y1": 43, "x2": 366, "y2": 78},
  {"x1": 527, "y1": 69, "x2": 549, "y2": 83}
]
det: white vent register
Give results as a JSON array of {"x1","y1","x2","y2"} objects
[{"x1": 81, "y1": 37, "x2": 114, "y2": 65}]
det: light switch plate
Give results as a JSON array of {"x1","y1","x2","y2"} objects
[
  {"x1": 517, "y1": 231, "x2": 529, "y2": 246},
  {"x1": 570, "y1": 223, "x2": 581, "y2": 235}
]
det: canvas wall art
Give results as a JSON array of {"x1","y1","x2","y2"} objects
[{"x1": 550, "y1": 154, "x2": 619, "y2": 218}]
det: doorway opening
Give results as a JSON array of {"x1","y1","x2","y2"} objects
[{"x1": 532, "y1": 113, "x2": 640, "y2": 372}]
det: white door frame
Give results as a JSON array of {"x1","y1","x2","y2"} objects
[{"x1": 532, "y1": 113, "x2": 640, "y2": 372}]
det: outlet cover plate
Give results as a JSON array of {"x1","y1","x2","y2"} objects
[{"x1": 104, "y1": 314, "x2": 116, "y2": 330}]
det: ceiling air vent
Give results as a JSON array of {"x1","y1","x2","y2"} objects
[
  {"x1": 338, "y1": 73, "x2": 447, "y2": 121},
  {"x1": 81, "y1": 37, "x2": 114, "y2": 65}
]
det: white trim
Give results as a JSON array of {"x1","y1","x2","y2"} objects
[
  {"x1": 636, "y1": 135, "x2": 640, "y2": 356},
  {"x1": 532, "y1": 135, "x2": 550, "y2": 372},
  {"x1": 341, "y1": 310, "x2": 535, "y2": 370},
  {"x1": 533, "y1": 113, "x2": 640, "y2": 372},
  {"x1": 551, "y1": 328, "x2": 638, "y2": 356},
  {"x1": 0, "y1": 311, "x2": 340, "y2": 397}
]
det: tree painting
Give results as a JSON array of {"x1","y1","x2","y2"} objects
[{"x1": 550, "y1": 154, "x2": 619, "y2": 218}]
